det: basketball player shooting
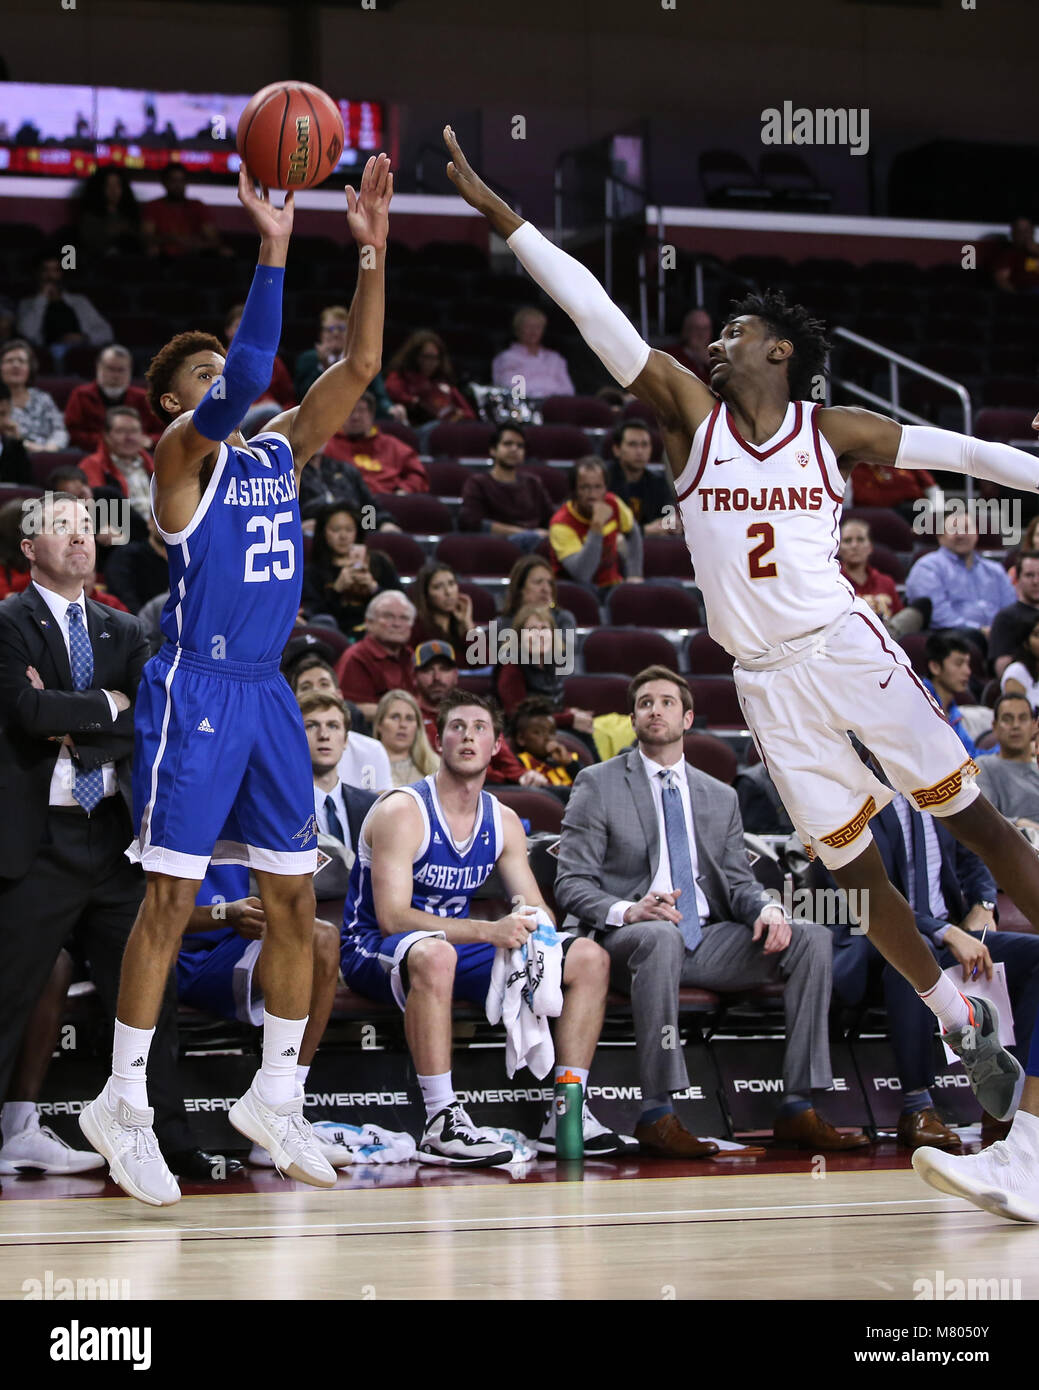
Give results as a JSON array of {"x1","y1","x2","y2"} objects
[
  {"x1": 79, "y1": 154, "x2": 393, "y2": 1205},
  {"x1": 444, "y1": 125, "x2": 1039, "y2": 1221}
]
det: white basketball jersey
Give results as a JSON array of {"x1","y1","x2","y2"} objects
[{"x1": 672, "y1": 399, "x2": 854, "y2": 663}]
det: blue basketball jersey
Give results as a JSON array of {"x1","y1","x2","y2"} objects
[
  {"x1": 157, "y1": 430, "x2": 302, "y2": 664},
  {"x1": 343, "y1": 776, "x2": 504, "y2": 936}
]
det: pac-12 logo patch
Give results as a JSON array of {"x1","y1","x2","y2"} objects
[{"x1": 795, "y1": 450, "x2": 810, "y2": 467}]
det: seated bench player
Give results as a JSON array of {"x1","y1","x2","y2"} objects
[
  {"x1": 177, "y1": 863, "x2": 347, "y2": 1166},
  {"x1": 340, "y1": 690, "x2": 636, "y2": 1164}
]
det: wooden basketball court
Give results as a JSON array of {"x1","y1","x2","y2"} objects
[{"x1": 2, "y1": 1146, "x2": 1036, "y2": 1301}]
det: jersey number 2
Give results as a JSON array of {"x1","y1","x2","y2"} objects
[
  {"x1": 747, "y1": 521, "x2": 778, "y2": 579},
  {"x1": 244, "y1": 511, "x2": 295, "y2": 583}
]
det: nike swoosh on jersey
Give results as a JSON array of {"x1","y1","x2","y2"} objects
[{"x1": 879, "y1": 672, "x2": 894, "y2": 689}]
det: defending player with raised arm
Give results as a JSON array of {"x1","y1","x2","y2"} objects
[
  {"x1": 339, "y1": 690, "x2": 635, "y2": 1164},
  {"x1": 78, "y1": 158, "x2": 393, "y2": 1207},
  {"x1": 443, "y1": 125, "x2": 1039, "y2": 1219}
]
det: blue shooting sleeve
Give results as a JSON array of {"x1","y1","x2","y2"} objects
[{"x1": 192, "y1": 262, "x2": 285, "y2": 442}]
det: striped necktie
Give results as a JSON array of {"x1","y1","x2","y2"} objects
[
  {"x1": 67, "y1": 603, "x2": 105, "y2": 813},
  {"x1": 660, "y1": 768, "x2": 702, "y2": 953}
]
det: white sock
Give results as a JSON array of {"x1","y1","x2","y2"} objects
[
  {"x1": 295, "y1": 1064, "x2": 310, "y2": 1090},
  {"x1": 2, "y1": 1101, "x2": 38, "y2": 1142},
  {"x1": 417, "y1": 1071, "x2": 456, "y2": 1121},
  {"x1": 1009, "y1": 1107, "x2": 1039, "y2": 1154},
  {"x1": 554, "y1": 1064, "x2": 589, "y2": 1095},
  {"x1": 110, "y1": 1020, "x2": 155, "y2": 1108},
  {"x1": 255, "y1": 1010, "x2": 308, "y2": 1106},
  {"x1": 918, "y1": 973, "x2": 971, "y2": 1034}
]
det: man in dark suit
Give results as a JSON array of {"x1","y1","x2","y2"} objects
[
  {"x1": 556, "y1": 665, "x2": 866, "y2": 1157},
  {"x1": 0, "y1": 492, "x2": 235, "y2": 1180},
  {"x1": 830, "y1": 792, "x2": 1039, "y2": 1149}
]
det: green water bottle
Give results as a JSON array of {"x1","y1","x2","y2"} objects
[{"x1": 554, "y1": 1072, "x2": 584, "y2": 1161}]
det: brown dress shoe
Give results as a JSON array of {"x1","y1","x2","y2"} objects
[
  {"x1": 633, "y1": 1113, "x2": 721, "y2": 1158},
  {"x1": 772, "y1": 1105, "x2": 870, "y2": 1151},
  {"x1": 896, "y1": 1106, "x2": 961, "y2": 1150},
  {"x1": 981, "y1": 1112, "x2": 1012, "y2": 1147}
]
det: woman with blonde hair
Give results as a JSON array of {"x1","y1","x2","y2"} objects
[{"x1": 374, "y1": 688, "x2": 441, "y2": 786}]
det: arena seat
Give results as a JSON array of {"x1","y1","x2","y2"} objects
[
  {"x1": 378, "y1": 419, "x2": 422, "y2": 452},
  {"x1": 0, "y1": 482, "x2": 43, "y2": 505},
  {"x1": 974, "y1": 408, "x2": 1036, "y2": 444},
  {"x1": 642, "y1": 536, "x2": 692, "y2": 579},
  {"x1": 35, "y1": 376, "x2": 82, "y2": 410},
  {"x1": 366, "y1": 531, "x2": 426, "y2": 574},
  {"x1": 521, "y1": 424, "x2": 591, "y2": 462},
  {"x1": 379, "y1": 493, "x2": 454, "y2": 533},
  {"x1": 296, "y1": 625, "x2": 350, "y2": 659},
  {"x1": 607, "y1": 581, "x2": 702, "y2": 628},
  {"x1": 868, "y1": 542, "x2": 907, "y2": 584},
  {"x1": 563, "y1": 674, "x2": 630, "y2": 716},
  {"x1": 683, "y1": 730, "x2": 739, "y2": 784},
  {"x1": 522, "y1": 461, "x2": 568, "y2": 504},
  {"x1": 458, "y1": 581, "x2": 498, "y2": 624},
  {"x1": 29, "y1": 450, "x2": 87, "y2": 487},
  {"x1": 622, "y1": 398, "x2": 659, "y2": 426},
  {"x1": 843, "y1": 506, "x2": 917, "y2": 552},
  {"x1": 555, "y1": 580, "x2": 602, "y2": 626},
  {"x1": 552, "y1": 729, "x2": 595, "y2": 767},
  {"x1": 491, "y1": 787, "x2": 564, "y2": 833},
  {"x1": 428, "y1": 421, "x2": 494, "y2": 457},
  {"x1": 684, "y1": 628, "x2": 734, "y2": 675},
  {"x1": 542, "y1": 395, "x2": 615, "y2": 428},
  {"x1": 456, "y1": 671, "x2": 493, "y2": 697},
  {"x1": 425, "y1": 459, "x2": 472, "y2": 497},
  {"x1": 437, "y1": 533, "x2": 522, "y2": 576},
  {"x1": 688, "y1": 677, "x2": 744, "y2": 725},
  {"x1": 582, "y1": 626, "x2": 679, "y2": 677}
]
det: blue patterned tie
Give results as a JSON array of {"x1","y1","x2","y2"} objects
[
  {"x1": 67, "y1": 603, "x2": 104, "y2": 813},
  {"x1": 660, "y1": 769, "x2": 702, "y2": 953},
  {"x1": 324, "y1": 794, "x2": 346, "y2": 845}
]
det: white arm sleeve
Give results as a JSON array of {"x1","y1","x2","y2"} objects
[
  {"x1": 506, "y1": 221, "x2": 651, "y2": 388},
  {"x1": 896, "y1": 424, "x2": 1039, "y2": 492}
]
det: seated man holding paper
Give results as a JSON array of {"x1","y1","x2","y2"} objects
[{"x1": 827, "y1": 792, "x2": 1039, "y2": 1150}]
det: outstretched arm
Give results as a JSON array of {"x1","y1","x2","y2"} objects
[
  {"x1": 443, "y1": 126, "x2": 715, "y2": 467},
  {"x1": 266, "y1": 154, "x2": 391, "y2": 473}
]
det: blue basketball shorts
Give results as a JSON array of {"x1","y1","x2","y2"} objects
[
  {"x1": 340, "y1": 926, "x2": 497, "y2": 1012},
  {"x1": 128, "y1": 643, "x2": 318, "y2": 879},
  {"x1": 177, "y1": 931, "x2": 264, "y2": 1026}
]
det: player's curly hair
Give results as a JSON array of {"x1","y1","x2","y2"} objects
[
  {"x1": 145, "y1": 331, "x2": 226, "y2": 425},
  {"x1": 725, "y1": 290, "x2": 830, "y2": 401}
]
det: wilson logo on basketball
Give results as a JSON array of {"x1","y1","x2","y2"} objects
[
  {"x1": 327, "y1": 135, "x2": 343, "y2": 163},
  {"x1": 287, "y1": 115, "x2": 312, "y2": 184}
]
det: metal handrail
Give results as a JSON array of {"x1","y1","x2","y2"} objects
[{"x1": 828, "y1": 325, "x2": 974, "y2": 500}]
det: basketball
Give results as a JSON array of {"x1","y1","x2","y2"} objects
[{"x1": 236, "y1": 80, "x2": 344, "y2": 190}]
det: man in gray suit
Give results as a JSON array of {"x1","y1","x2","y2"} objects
[{"x1": 556, "y1": 666, "x2": 868, "y2": 1157}]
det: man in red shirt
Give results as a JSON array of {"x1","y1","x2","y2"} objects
[
  {"x1": 549, "y1": 455, "x2": 642, "y2": 592},
  {"x1": 850, "y1": 460, "x2": 937, "y2": 523},
  {"x1": 322, "y1": 393, "x2": 429, "y2": 494},
  {"x1": 64, "y1": 345, "x2": 162, "y2": 452},
  {"x1": 336, "y1": 590, "x2": 419, "y2": 721},
  {"x1": 412, "y1": 639, "x2": 545, "y2": 786},
  {"x1": 79, "y1": 406, "x2": 154, "y2": 524},
  {"x1": 141, "y1": 163, "x2": 228, "y2": 259}
]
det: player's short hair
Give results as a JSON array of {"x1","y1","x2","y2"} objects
[
  {"x1": 146, "y1": 331, "x2": 226, "y2": 425},
  {"x1": 568, "y1": 455, "x2": 607, "y2": 494},
  {"x1": 104, "y1": 405, "x2": 141, "y2": 431},
  {"x1": 287, "y1": 653, "x2": 338, "y2": 693},
  {"x1": 993, "y1": 690, "x2": 1035, "y2": 720},
  {"x1": 724, "y1": 289, "x2": 830, "y2": 401},
  {"x1": 611, "y1": 420, "x2": 651, "y2": 450},
  {"x1": 319, "y1": 304, "x2": 350, "y2": 327},
  {"x1": 297, "y1": 689, "x2": 350, "y2": 731},
  {"x1": 511, "y1": 695, "x2": 557, "y2": 741},
  {"x1": 628, "y1": 664, "x2": 693, "y2": 714},
  {"x1": 435, "y1": 689, "x2": 504, "y2": 740},
  {"x1": 924, "y1": 630, "x2": 972, "y2": 670},
  {"x1": 490, "y1": 422, "x2": 526, "y2": 450},
  {"x1": 1017, "y1": 550, "x2": 1039, "y2": 571}
]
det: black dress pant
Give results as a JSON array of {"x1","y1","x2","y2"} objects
[{"x1": 0, "y1": 798, "x2": 192, "y2": 1152}]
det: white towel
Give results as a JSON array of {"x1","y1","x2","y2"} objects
[
  {"x1": 310, "y1": 1120, "x2": 418, "y2": 1164},
  {"x1": 485, "y1": 909, "x2": 567, "y2": 1079}
]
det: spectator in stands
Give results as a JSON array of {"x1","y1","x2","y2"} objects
[
  {"x1": 992, "y1": 217, "x2": 1039, "y2": 294},
  {"x1": 828, "y1": 772, "x2": 1039, "y2": 1150},
  {"x1": 849, "y1": 460, "x2": 937, "y2": 524},
  {"x1": 299, "y1": 448, "x2": 398, "y2": 531},
  {"x1": 302, "y1": 690, "x2": 385, "y2": 837},
  {"x1": 606, "y1": 421, "x2": 673, "y2": 535},
  {"x1": 1000, "y1": 613, "x2": 1039, "y2": 708},
  {"x1": 322, "y1": 393, "x2": 429, "y2": 495},
  {"x1": 79, "y1": 405, "x2": 153, "y2": 528},
  {"x1": 549, "y1": 456, "x2": 642, "y2": 594},
  {"x1": 0, "y1": 340, "x2": 68, "y2": 451},
  {"x1": 16, "y1": 256, "x2": 113, "y2": 366},
  {"x1": 1006, "y1": 516, "x2": 1039, "y2": 585},
  {"x1": 510, "y1": 697, "x2": 580, "y2": 788},
  {"x1": 923, "y1": 631, "x2": 993, "y2": 760},
  {"x1": 65, "y1": 344, "x2": 162, "y2": 453},
  {"x1": 0, "y1": 499, "x2": 31, "y2": 600},
  {"x1": 0, "y1": 382, "x2": 30, "y2": 485},
  {"x1": 492, "y1": 306, "x2": 575, "y2": 398},
  {"x1": 501, "y1": 554, "x2": 578, "y2": 633},
  {"x1": 989, "y1": 551, "x2": 1039, "y2": 678},
  {"x1": 734, "y1": 758, "x2": 795, "y2": 836},
  {"x1": 223, "y1": 301, "x2": 296, "y2": 439},
  {"x1": 103, "y1": 512, "x2": 169, "y2": 614},
  {"x1": 459, "y1": 424, "x2": 553, "y2": 550},
  {"x1": 556, "y1": 666, "x2": 859, "y2": 1156},
  {"x1": 374, "y1": 688, "x2": 440, "y2": 787},
  {"x1": 412, "y1": 639, "x2": 540, "y2": 787},
  {"x1": 294, "y1": 304, "x2": 402, "y2": 419},
  {"x1": 76, "y1": 166, "x2": 142, "y2": 258},
  {"x1": 494, "y1": 604, "x2": 594, "y2": 741},
  {"x1": 669, "y1": 307, "x2": 713, "y2": 384},
  {"x1": 290, "y1": 657, "x2": 391, "y2": 790},
  {"x1": 838, "y1": 517, "x2": 902, "y2": 622},
  {"x1": 141, "y1": 162, "x2": 228, "y2": 258},
  {"x1": 384, "y1": 330, "x2": 476, "y2": 438},
  {"x1": 905, "y1": 510, "x2": 1015, "y2": 638},
  {"x1": 976, "y1": 693, "x2": 1039, "y2": 829},
  {"x1": 336, "y1": 589, "x2": 418, "y2": 721},
  {"x1": 410, "y1": 561, "x2": 482, "y2": 665},
  {"x1": 301, "y1": 503, "x2": 401, "y2": 640}
]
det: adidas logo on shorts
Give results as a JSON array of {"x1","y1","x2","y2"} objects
[
  {"x1": 197, "y1": 717, "x2": 215, "y2": 733},
  {"x1": 130, "y1": 1056, "x2": 146, "y2": 1067},
  {"x1": 280, "y1": 1046, "x2": 297, "y2": 1057}
]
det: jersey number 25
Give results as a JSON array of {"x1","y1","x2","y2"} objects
[{"x1": 244, "y1": 511, "x2": 295, "y2": 583}]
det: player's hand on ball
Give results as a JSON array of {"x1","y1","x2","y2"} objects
[
  {"x1": 345, "y1": 152, "x2": 392, "y2": 251},
  {"x1": 486, "y1": 911, "x2": 537, "y2": 949},
  {"x1": 237, "y1": 166, "x2": 295, "y2": 240}
]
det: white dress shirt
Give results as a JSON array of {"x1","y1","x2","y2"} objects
[
  {"x1": 337, "y1": 730, "x2": 393, "y2": 793},
  {"x1": 32, "y1": 581, "x2": 119, "y2": 806},
  {"x1": 314, "y1": 777, "x2": 354, "y2": 850},
  {"x1": 892, "y1": 791, "x2": 950, "y2": 939},
  {"x1": 607, "y1": 749, "x2": 712, "y2": 927}
]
